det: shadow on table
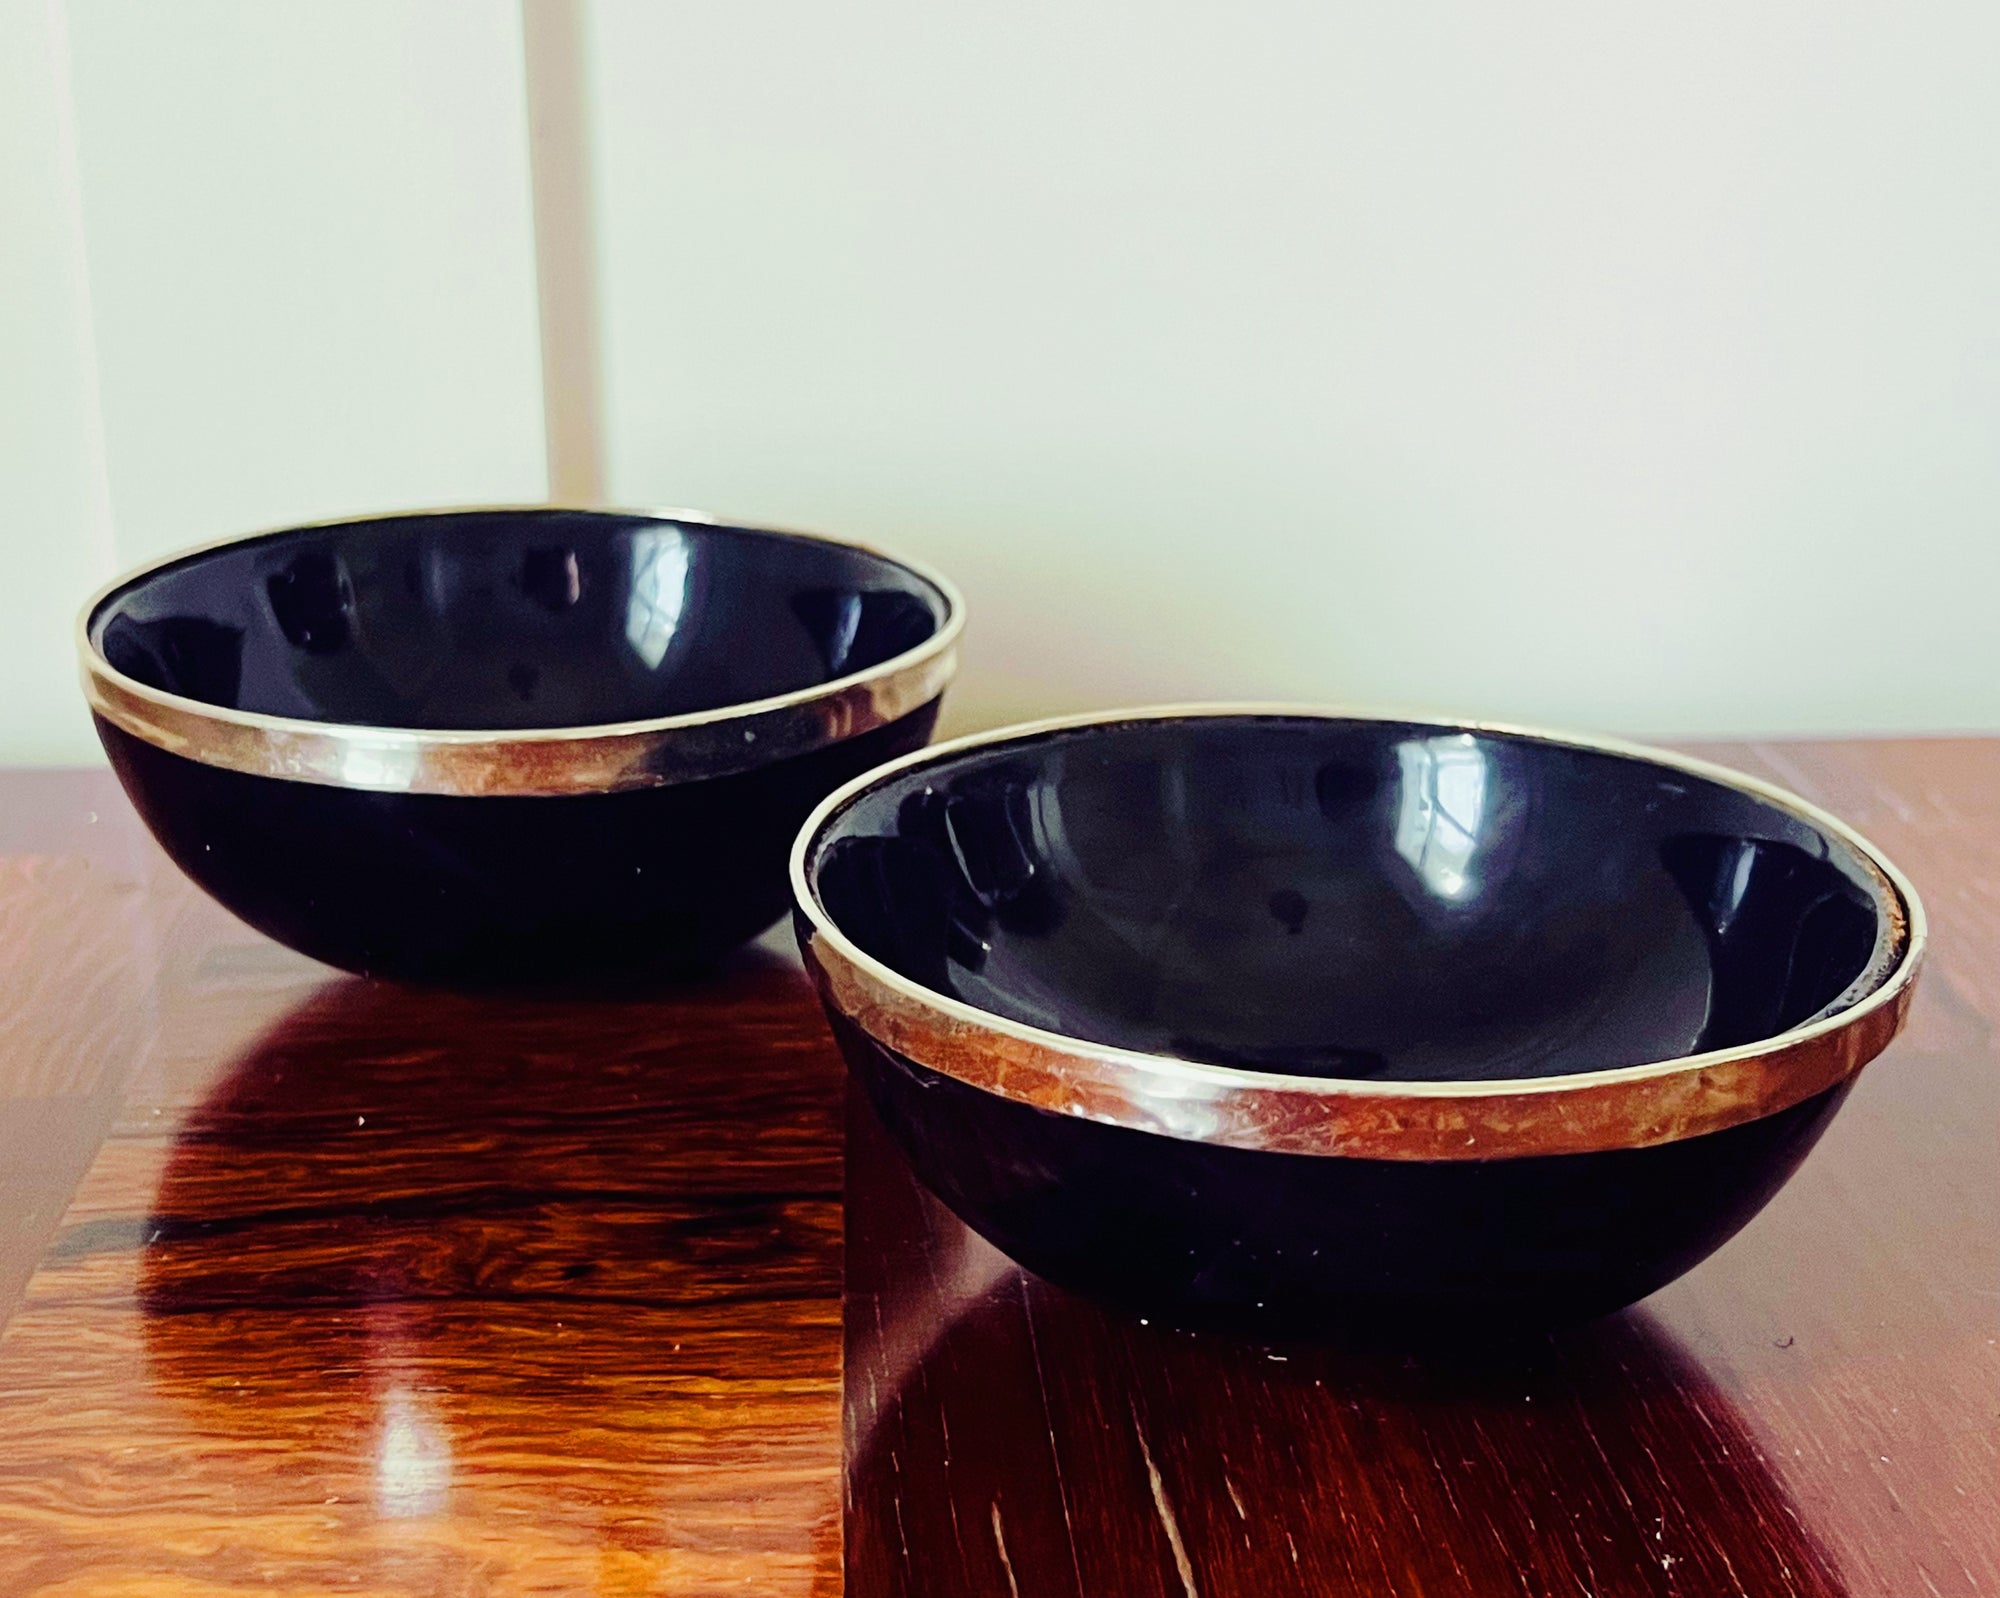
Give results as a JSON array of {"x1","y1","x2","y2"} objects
[
  {"x1": 135, "y1": 955, "x2": 842, "y2": 1595},
  {"x1": 845, "y1": 1093, "x2": 1849, "y2": 1598}
]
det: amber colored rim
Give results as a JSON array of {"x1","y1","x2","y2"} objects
[
  {"x1": 79, "y1": 504, "x2": 963, "y2": 798},
  {"x1": 792, "y1": 705, "x2": 1925, "y2": 1162}
]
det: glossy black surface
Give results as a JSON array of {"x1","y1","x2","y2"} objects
[
  {"x1": 103, "y1": 704, "x2": 939, "y2": 985},
  {"x1": 812, "y1": 717, "x2": 1890, "y2": 1082},
  {"x1": 92, "y1": 509, "x2": 947, "y2": 727},
  {"x1": 835, "y1": 1016, "x2": 1852, "y2": 1333}
]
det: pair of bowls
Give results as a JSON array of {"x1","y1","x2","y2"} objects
[{"x1": 82, "y1": 507, "x2": 1924, "y2": 1336}]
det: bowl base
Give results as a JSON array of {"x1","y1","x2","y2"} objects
[
  {"x1": 101, "y1": 701, "x2": 939, "y2": 987},
  {"x1": 831, "y1": 1013, "x2": 1851, "y2": 1342}
]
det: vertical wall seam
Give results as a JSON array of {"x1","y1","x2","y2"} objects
[
  {"x1": 43, "y1": 0, "x2": 118, "y2": 576},
  {"x1": 520, "y1": 0, "x2": 608, "y2": 506}
]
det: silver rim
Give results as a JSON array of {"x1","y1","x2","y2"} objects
[
  {"x1": 80, "y1": 504, "x2": 964, "y2": 797},
  {"x1": 791, "y1": 704, "x2": 1924, "y2": 1160}
]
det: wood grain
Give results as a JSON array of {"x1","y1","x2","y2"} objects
[
  {"x1": 0, "y1": 780, "x2": 847, "y2": 1595},
  {"x1": 0, "y1": 770, "x2": 171, "y2": 1332},
  {"x1": 846, "y1": 738, "x2": 2000, "y2": 1598},
  {"x1": 0, "y1": 743, "x2": 1993, "y2": 1595}
]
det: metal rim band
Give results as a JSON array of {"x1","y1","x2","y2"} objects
[
  {"x1": 791, "y1": 705, "x2": 1926, "y2": 1162},
  {"x1": 79, "y1": 504, "x2": 964, "y2": 798}
]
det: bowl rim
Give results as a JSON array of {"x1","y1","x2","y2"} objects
[
  {"x1": 791, "y1": 704, "x2": 1927, "y2": 1161},
  {"x1": 78, "y1": 503, "x2": 965, "y2": 798}
]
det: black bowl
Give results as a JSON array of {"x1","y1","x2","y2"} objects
[
  {"x1": 793, "y1": 708, "x2": 1923, "y2": 1337},
  {"x1": 82, "y1": 506, "x2": 961, "y2": 985}
]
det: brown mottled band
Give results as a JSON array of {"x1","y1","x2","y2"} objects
[
  {"x1": 78, "y1": 506, "x2": 963, "y2": 798},
  {"x1": 792, "y1": 707, "x2": 1925, "y2": 1162}
]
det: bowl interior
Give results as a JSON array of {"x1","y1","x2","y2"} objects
[
  {"x1": 91, "y1": 510, "x2": 948, "y2": 730},
  {"x1": 808, "y1": 716, "x2": 1903, "y2": 1084}
]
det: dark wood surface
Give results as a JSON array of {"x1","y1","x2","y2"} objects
[
  {"x1": 0, "y1": 744, "x2": 1994, "y2": 1595},
  {"x1": 0, "y1": 770, "x2": 844, "y2": 1593}
]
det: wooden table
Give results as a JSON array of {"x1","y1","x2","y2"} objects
[{"x1": 0, "y1": 742, "x2": 1992, "y2": 1596}]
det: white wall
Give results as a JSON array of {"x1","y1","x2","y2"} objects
[
  {"x1": 588, "y1": 0, "x2": 2000, "y2": 738},
  {"x1": 64, "y1": 0, "x2": 549, "y2": 572},
  {"x1": 4, "y1": 0, "x2": 1998, "y2": 763},
  {"x1": 0, "y1": 0, "x2": 117, "y2": 764}
]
